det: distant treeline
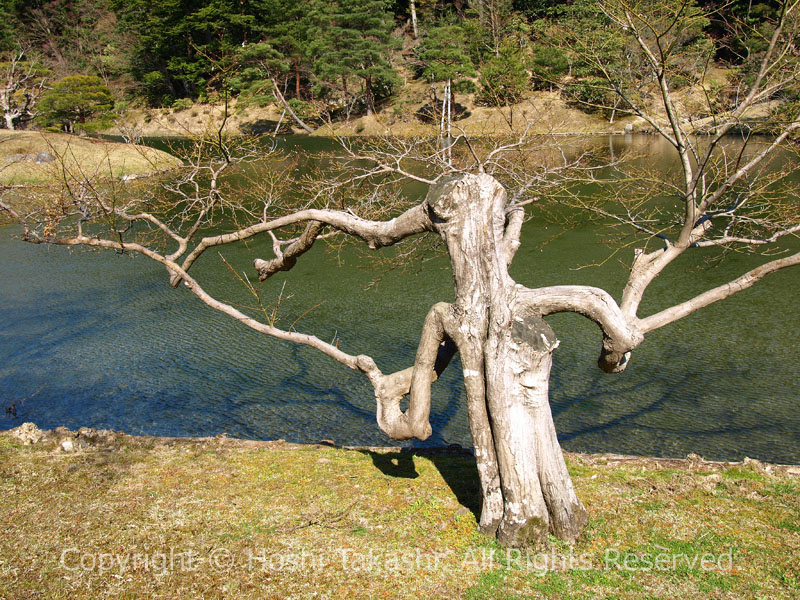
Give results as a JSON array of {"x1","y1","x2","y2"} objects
[{"x1": 0, "y1": 0, "x2": 790, "y2": 123}]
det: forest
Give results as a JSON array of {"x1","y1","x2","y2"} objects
[{"x1": 0, "y1": 0, "x2": 794, "y2": 132}]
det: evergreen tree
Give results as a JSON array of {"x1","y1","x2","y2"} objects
[
  {"x1": 418, "y1": 24, "x2": 475, "y2": 86},
  {"x1": 37, "y1": 74, "x2": 113, "y2": 132},
  {"x1": 234, "y1": 40, "x2": 287, "y2": 107},
  {"x1": 111, "y1": 0, "x2": 276, "y2": 106},
  {"x1": 0, "y1": 1, "x2": 22, "y2": 52},
  {"x1": 418, "y1": 22, "x2": 475, "y2": 140},
  {"x1": 478, "y1": 40, "x2": 528, "y2": 106},
  {"x1": 309, "y1": 0, "x2": 399, "y2": 115},
  {"x1": 266, "y1": 0, "x2": 314, "y2": 100}
]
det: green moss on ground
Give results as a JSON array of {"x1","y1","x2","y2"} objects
[{"x1": 1, "y1": 428, "x2": 798, "y2": 599}]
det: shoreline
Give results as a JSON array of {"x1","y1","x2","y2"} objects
[
  {"x1": 6, "y1": 422, "x2": 800, "y2": 473},
  {"x1": 105, "y1": 91, "x2": 649, "y2": 139},
  {"x1": 104, "y1": 84, "x2": 778, "y2": 140}
]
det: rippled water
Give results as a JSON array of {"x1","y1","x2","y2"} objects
[{"x1": 1, "y1": 136, "x2": 798, "y2": 462}]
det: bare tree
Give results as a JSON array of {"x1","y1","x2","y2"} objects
[
  {"x1": 0, "y1": 48, "x2": 49, "y2": 130},
  {"x1": 2, "y1": 0, "x2": 798, "y2": 547}
]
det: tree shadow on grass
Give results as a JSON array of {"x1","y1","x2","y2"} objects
[{"x1": 359, "y1": 448, "x2": 481, "y2": 521}]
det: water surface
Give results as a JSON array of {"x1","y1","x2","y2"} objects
[{"x1": 1, "y1": 135, "x2": 797, "y2": 462}]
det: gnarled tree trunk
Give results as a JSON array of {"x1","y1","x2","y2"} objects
[{"x1": 379, "y1": 174, "x2": 588, "y2": 545}]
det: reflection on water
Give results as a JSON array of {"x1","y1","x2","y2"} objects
[{"x1": 1, "y1": 135, "x2": 798, "y2": 463}]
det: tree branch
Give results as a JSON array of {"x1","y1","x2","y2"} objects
[
  {"x1": 173, "y1": 202, "x2": 435, "y2": 286},
  {"x1": 20, "y1": 231, "x2": 381, "y2": 377},
  {"x1": 503, "y1": 206, "x2": 525, "y2": 266},
  {"x1": 517, "y1": 285, "x2": 643, "y2": 373},
  {"x1": 271, "y1": 78, "x2": 314, "y2": 134},
  {"x1": 254, "y1": 220, "x2": 326, "y2": 281},
  {"x1": 639, "y1": 251, "x2": 800, "y2": 332},
  {"x1": 375, "y1": 303, "x2": 456, "y2": 441},
  {"x1": 0, "y1": 198, "x2": 22, "y2": 222},
  {"x1": 694, "y1": 224, "x2": 800, "y2": 247}
]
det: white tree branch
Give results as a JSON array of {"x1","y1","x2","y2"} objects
[
  {"x1": 20, "y1": 231, "x2": 382, "y2": 378},
  {"x1": 517, "y1": 284, "x2": 643, "y2": 372},
  {"x1": 639, "y1": 251, "x2": 800, "y2": 332},
  {"x1": 174, "y1": 202, "x2": 435, "y2": 285}
]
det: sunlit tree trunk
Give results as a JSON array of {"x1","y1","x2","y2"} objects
[
  {"x1": 294, "y1": 57, "x2": 302, "y2": 100},
  {"x1": 365, "y1": 75, "x2": 374, "y2": 116},
  {"x1": 418, "y1": 175, "x2": 587, "y2": 544}
]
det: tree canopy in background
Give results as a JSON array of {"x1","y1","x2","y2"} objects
[
  {"x1": 309, "y1": 0, "x2": 399, "y2": 114},
  {"x1": 0, "y1": 0, "x2": 794, "y2": 126},
  {"x1": 418, "y1": 23, "x2": 476, "y2": 86}
]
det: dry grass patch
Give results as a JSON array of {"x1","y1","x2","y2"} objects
[
  {"x1": 0, "y1": 130, "x2": 181, "y2": 185},
  {"x1": 1, "y1": 427, "x2": 798, "y2": 599}
]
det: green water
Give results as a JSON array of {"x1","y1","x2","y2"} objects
[{"x1": 0, "y1": 135, "x2": 797, "y2": 462}]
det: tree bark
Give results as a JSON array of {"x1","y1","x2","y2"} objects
[
  {"x1": 420, "y1": 174, "x2": 587, "y2": 545},
  {"x1": 365, "y1": 76, "x2": 373, "y2": 116},
  {"x1": 294, "y1": 57, "x2": 302, "y2": 100}
]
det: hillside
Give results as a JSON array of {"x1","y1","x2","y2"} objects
[
  {"x1": 107, "y1": 64, "x2": 782, "y2": 140},
  {"x1": 110, "y1": 90, "x2": 641, "y2": 139}
]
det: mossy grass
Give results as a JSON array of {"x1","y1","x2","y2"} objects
[{"x1": 1, "y1": 428, "x2": 798, "y2": 599}]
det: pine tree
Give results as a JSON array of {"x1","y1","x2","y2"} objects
[
  {"x1": 111, "y1": 0, "x2": 276, "y2": 106},
  {"x1": 265, "y1": 0, "x2": 314, "y2": 100},
  {"x1": 37, "y1": 74, "x2": 113, "y2": 132},
  {"x1": 418, "y1": 23, "x2": 475, "y2": 150},
  {"x1": 478, "y1": 40, "x2": 528, "y2": 106},
  {"x1": 418, "y1": 24, "x2": 475, "y2": 86},
  {"x1": 309, "y1": 0, "x2": 398, "y2": 115}
]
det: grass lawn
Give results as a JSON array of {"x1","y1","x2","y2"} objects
[
  {"x1": 0, "y1": 130, "x2": 181, "y2": 186},
  {"x1": 1, "y1": 427, "x2": 798, "y2": 599}
]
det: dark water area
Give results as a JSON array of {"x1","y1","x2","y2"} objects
[{"x1": 1, "y1": 135, "x2": 798, "y2": 463}]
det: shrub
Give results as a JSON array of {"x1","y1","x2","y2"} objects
[
  {"x1": 287, "y1": 98, "x2": 316, "y2": 120},
  {"x1": 37, "y1": 75, "x2": 114, "y2": 133},
  {"x1": 453, "y1": 79, "x2": 477, "y2": 94},
  {"x1": 563, "y1": 77, "x2": 618, "y2": 118},
  {"x1": 530, "y1": 44, "x2": 570, "y2": 90},
  {"x1": 171, "y1": 98, "x2": 194, "y2": 111}
]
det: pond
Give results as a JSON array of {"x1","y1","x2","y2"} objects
[{"x1": 1, "y1": 135, "x2": 798, "y2": 463}]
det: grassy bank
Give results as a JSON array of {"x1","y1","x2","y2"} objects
[
  {"x1": 1, "y1": 425, "x2": 798, "y2": 599},
  {"x1": 106, "y1": 67, "x2": 774, "y2": 140},
  {"x1": 0, "y1": 130, "x2": 181, "y2": 186}
]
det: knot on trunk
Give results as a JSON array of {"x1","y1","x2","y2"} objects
[
  {"x1": 254, "y1": 256, "x2": 296, "y2": 281},
  {"x1": 511, "y1": 314, "x2": 559, "y2": 354},
  {"x1": 598, "y1": 338, "x2": 633, "y2": 373}
]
